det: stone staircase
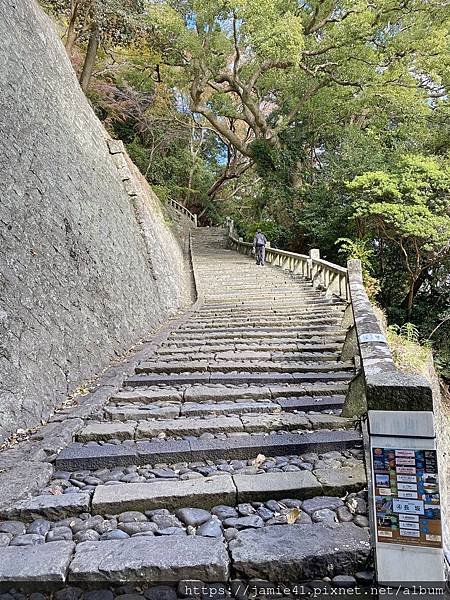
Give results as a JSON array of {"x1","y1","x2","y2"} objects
[{"x1": 0, "y1": 227, "x2": 372, "y2": 594}]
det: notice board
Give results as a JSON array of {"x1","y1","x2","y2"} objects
[{"x1": 372, "y1": 447, "x2": 442, "y2": 548}]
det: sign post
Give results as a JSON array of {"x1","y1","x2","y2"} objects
[{"x1": 367, "y1": 410, "x2": 445, "y2": 583}]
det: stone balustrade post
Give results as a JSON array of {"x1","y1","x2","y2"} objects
[{"x1": 308, "y1": 248, "x2": 320, "y2": 285}]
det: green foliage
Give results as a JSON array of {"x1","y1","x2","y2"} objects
[
  {"x1": 234, "y1": 219, "x2": 290, "y2": 248},
  {"x1": 336, "y1": 238, "x2": 375, "y2": 273},
  {"x1": 347, "y1": 154, "x2": 450, "y2": 292},
  {"x1": 337, "y1": 237, "x2": 381, "y2": 301},
  {"x1": 40, "y1": 0, "x2": 450, "y2": 374},
  {"x1": 387, "y1": 323, "x2": 431, "y2": 374},
  {"x1": 43, "y1": 0, "x2": 146, "y2": 44}
]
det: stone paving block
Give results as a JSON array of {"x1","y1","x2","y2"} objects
[
  {"x1": 314, "y1": 465, "x2": 367, "y2": 496},
  {"x1": 136, "y1": 439, "x2": 191, "y2": 464},
  {"x1": 68, "y1": 536, "x2": 229, "y2": 582},
  {"x1": 76, "y1": 422, "x2": 137, "y2": 442},
  {"x1": 54, "y1": 442, "x2": 138, "y2": 470},
  {"x1": 104, "y1": 404, "x2": 181, "y2": 421},
  {"x1": 92, "y1": 475, "x2": 236, "y2": 513},
  {"x1": 212, "y1": 350, "x2": 272, "y2": 360},
  {"x1": 136, "y1": 416, "x2": 243, "y2": 437},
  {"x1": 276, "y1": 396, "x2": 345, "y2": 411},
  {"x1": 136, "y1": 361, "x2": 209, "y2": 373},
  {"x1": 1, "y1": 493, "x2": 90, "y2": 521},
  {"x1": 269, "y1": 384, "x2": 348, "y2": 398},
  {"x1": 241, "y1": 413, "x2": 310, "y2": 432},
  {"x1": 111, "y1": 389, "x2": 183, "y2": 404},
  {"x1": 125, "y1": 373, "x2": 211, "y2": 386},
  {"x1": 181, "y1": 400, "x2": 280, "y2": 417},
  {"x1": 189, "y1": 430, "x2": 361, "y2": 461},
  {"x1": 291, "y1": 372, "x2": 352, "y2": 383},
  {"x1": 0, "y1": 460, "x2": 53, "y2": 514},
  {"x1": 209, "y1": 372, "x2": 294, "y2": 384},
  {"x1": 184, "y1": 386, "x2": 271, "y2": 403},
  {"x1": 0, "y1": 541, "x2": 75, "y2": 583},
  {"x1": 231, "y1": 523, "x2": 370, "y2": 580},
  {"x1": 234, "y1": 471, "x2": 322, "y2": 502},
  {"x1": 307, "y1": 414, "x2": 354, "y2": 430}
]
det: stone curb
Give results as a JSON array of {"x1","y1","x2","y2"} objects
[{"x1": 54, "y1": 429, "x2": 362, "y2": 470}]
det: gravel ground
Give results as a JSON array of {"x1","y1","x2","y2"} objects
[
  {"x1": 43, "y1": 449, "x2": 364, "y2": 492},
  {"x1": 0, "y1": 572, "x2": 376, "y2": 600},
  {"x1": 0, "y1": 489, "x2": 369, "y2": 548}
]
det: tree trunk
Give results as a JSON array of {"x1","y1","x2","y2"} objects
[
  {"x1": 406, "y1": 277, "x2": 416, "y2": 317},
  {"x1": 65, "y1": 1, "x2": 81, "y2": 56},
  {"x1": 79, "y1": 22, "x2": 99, "y2": 93},
  {"x1": 401, "y1": 269, "x2": 428, "y2": 311}
]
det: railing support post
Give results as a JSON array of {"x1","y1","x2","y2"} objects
[{"x1": 309, "y1": 248, "x2": 320, "y2": 287}]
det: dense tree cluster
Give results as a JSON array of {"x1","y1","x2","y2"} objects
[{"x1": 41, "y1": 0, "x2": 450, "y2": 374}]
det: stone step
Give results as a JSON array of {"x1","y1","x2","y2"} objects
[
  {"x1": 0, "y1": 493, "x2": 90, "y2": 522},
  {"x1": 163, "y1": 338, "x2": 344, "y2": 349},
  {"x1": 106, "y1": 395, "x2": 345, "y2": 420},
  {"x1": 154, "y1": 350, "x2": 342, "y2": 362},
  {"x1": 55, "y1": 429, "x2": 361, "y2": 470},
  {"x1": 112, "y1": 383, "x2": 348, "y2": 405},
  {"x1": 278, "y1": 395, "x2": 346, "y2": 411},
  {"x1": 92, "y1": 475, "x2": 236, "y2": 513},
  {"x1": 125, "y1": 372, "x2": 352, "y2": 388},
  {"x1": 76, "y1": 413, "x2": 354, "y2": 442},
  {"x1": 186, "y1": 313, "x2": 344, "y2": 326},
  {"x1": 182, "y1": 395, "x2": 345, "y2": 416},
  {"x1": 135, "y1": 360, "x2": 353, "y2": 374},
  {"x1": 195, "y1": 292, "x2": 346, "y2": 310},
  {"x1": 0, "y1": 541, "x2": 75, "y2": 584},
  {"x1": 69, "y1": 536, "x2": 229, "y2": 583},
  {"x1": 199, "y1": 287, "x2": 317, "y2": 292},
  {"x1": 177, "y1": 321, "x2": 341, "y2": 335},
  {"x1": 200, "y1": 300, "x2": 335, "y2": 309},
  {"x1": 182, "y1": 319, "x2": 343, "y2": 330},
  {"x1": 168, "y1": 327, "x2": 344, "y2": 340},
  {"x1": 180, "y1": 399, "x2": 281, "y2": 417},
  {"x1": 157, "y1": 344, "x2": 343, "y2": 355},
  {"x1": 231, "y1": 522, "x2": 370, "y2": 581},
  {"x1": 105, "y1": 404, "x2": 182, "y2": 421},
  {"x1": 91, "y1": 468, "x2": 365, "y2": 514},
  {"x1": 199, "y1": 297, "x2": 343, "y2": 308},
  {"x1": 194, "y1": 299, "x2": 335, "y2": 307},
  {"x1": 198, "y1": 306, "x2": 344, "y2": 317},
  {"x1": 163, "y1": 336, "x2": 345, "y2": 348}
]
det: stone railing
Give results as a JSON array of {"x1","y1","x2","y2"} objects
[
  {"x1": 224, "y1": 217, "x2": 432, "y2": 413},
  {"x1": 225, "y1": 218, "x2": 349, "y2": 301},
  {"x1": 168, "y1": 199, "x2": 198, "y2": 227},
  {"x1": 343, "y1": 259, "x2": 432, "y2": 414}
]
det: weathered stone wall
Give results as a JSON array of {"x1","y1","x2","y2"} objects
[{"x1": 0, "y1": 0, "x2": 190, "y2": 442}]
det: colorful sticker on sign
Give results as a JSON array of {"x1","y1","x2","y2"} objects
[{"x1": 372, "y1": 447, "x2": 442, "y2": 549}]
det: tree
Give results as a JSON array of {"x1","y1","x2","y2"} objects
[
  {"x1": 347, "y1": 154, "x2": 450, "y2": 314},
  {"x1": 147, "y1": 0, "x2": 449, "y2": 196},
  {"x1": 43, "y1": 0, "x2": 146, "y2": 91}
]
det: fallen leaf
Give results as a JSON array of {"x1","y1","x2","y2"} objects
[
  {"x1": 347, "y1": 498, "x2": 358, "y2": 514},
  {"x1": 287, "y1": 507, "x2": 301, "y2": 524},
  {"x1": 251, "y1": 453, "x2": 266, "y2": 466}
]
